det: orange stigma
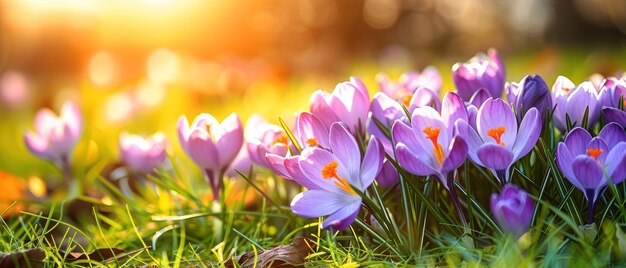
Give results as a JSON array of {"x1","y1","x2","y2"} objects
[
  {"x1": 423, "y1": 126, "x2": 444, "y2": 166},
  {"x1": 321, "y1": 161, "x2": 356, "y2": 195},
  {"x1": 402, "y1": 93, "x2": 413, "y2": 107},
  {"x1": 487, "y1": 126, "x2": 507, "y2": 146},
  {"x1": 586, "y1": 148, "x2": 603, "y2": 160},
  {"x1": 272, "y1": 133, "x2": 288, "y2": 146},
  {"x1": 306, "y1": 137, "x2": 318, "y2": 147},
  {"x1": 562, "y1": 87, "x2": 572, "y2": 93}
]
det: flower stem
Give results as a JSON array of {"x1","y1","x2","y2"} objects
[
  {"x1": 447, "y1": 172, "x2": 469, "y2": 233},
  {"x1": 587, "y1": 199, "x2": 596, "y2": 224},
  {"x1": 60, "y1": 154, "x2": 72, "y2": 186}
]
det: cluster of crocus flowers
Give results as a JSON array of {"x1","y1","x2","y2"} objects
[
  {"x1": 556, "y1": 123, "x2": 626, "y2": 223},
  {"x1": 119, "y1": 132, "x2": 167, "y2": 174},
  {"x1": 177, "y1": 113, "x2": 243, "y2": 201},
  {"x1": 24, "y1": 101, "x2": 83, "y2": 182}
]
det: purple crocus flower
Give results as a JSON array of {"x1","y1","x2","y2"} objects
[
  {"x1": 404, "y1": 87, "x2": 442, "y2": 113},
  {"x1": 119, "y1": 132, "x2": 167, "y2": 174},
  {"x1": 392, "y1": 92, "x2": 469, "y2": 225},
  {"x1": 456, "y1": 98, "x2": 542, "y2": 185},
  {"x1": 452, "y1": 48, "x2": 505, "y2": 101},
  {"x1": 392, "y1": 92, "x2": 469, "y2": 191},
  {"x1": 265, "y1": 112, "x2": 330, "y2": 180},
  {"x1": 289, "y1": 122, "x2": 384, "y2": 230},
  {"x1": 178, "y1": 113, "x2": 243, "y2": 201},
  {"x1": 368, "y1": 92, "x2": 406, "y2": 156},
  {"x1": 310, "y1": 77, "x2": 369, "y2": 134},
  {"x1": 247, "y1": 124, "x2": 289, "y2": 170},
  {"x1": 376, "y1": 66, "x2": 442, "y2": 100},
  {"x1": 466, "y1": 88, "x2": 491, "y2": 128},
  {"x1": 506, "y1": 74, "x2": 552, "y2": 121},
  {"x1": 601, "y1": 79, "x2": 626, "y2": 127},
  {"x1": 490, "y1": 184, "x2": 534, "y2": 238},
  {"x1": 556, "y1": 123, "x2": 626, "y2": 223},
  {"x1": 551, "y1": 76, "x2": 602, "y2": 131},
  {"x1": 24, "y1": 101, "x2": 83, "y2": 170}
]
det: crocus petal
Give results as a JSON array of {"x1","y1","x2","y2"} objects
[
  {"x1": 290, "y1": 190, "x2": 356, "y2": 218},
  {"x1": 571, "y1": 156, "x2": 606, "y2": 190},
  {"x1": 395, "y1": 143, "x2": 439, "y2": 176},
  {"x1": 296, "y1": 112, "x2": 330, "y2": 148},
  {"x1": 187, "y1": 129, "x2": 220, "y2": 170},
  {"x1": 441, "y1": 136, "x2": 468, "y2": 174},
  {"x1": 512, "y1": 108, "x2": 541, "y2": 160},
  {"x1": 392, "y1": 120, "x2": 424, "y2": 157},
  {"x1": 360, "y1": 137, "x2": 384, "y2": 189},
  {"x1": 606, "y1": 142, "x2": 626, "y2": 184},
  {"x1": 556, "y1": 143, "x2": 581, "y2": 189},
  {"x1": 24, "y1": 132, "x2": 51, "y2": 159},
  {"x1": 441, "y1": 92, "x2": 468, "y2": 129},
  {"x1": 61, "y1": 101, "x2": 82, "y2": 137},
  {"x1": 469, "y1": 88, "x2": 491, "y2": 108},
  {"x1": 298, "y1": 147, "x2": 352, "y2": 194},
  {"x1": 454, "y1": 120, "x2": 483, "y2": 165},
  {"x1": 603, "y1": 107, "x2": 626, "y2": 127},
  {"x1": 34, "y1": 108, "x2": 58, "y2": 136},
  {"x1": 285, "y1": 156, "x2": 321, "y2": 190},
  {"x1": 564, "y1": 127, "x2": 593, "y2": 156},
  {"x1": 587, "y1": 137, "x2": 609, "y2": 163},
  {"x1": 215, "y1": 113, "x2": 244, "y2": 168},
  {"x1": 266, "y1": 153, "x2": 292, "y2": 179},
  {"x1": 321, "y1": 199, "x2": 361, "y2": 230},
  {"x1": 329, "y1": 123, "x2": 361, "y2": 180},
  {"x1": 177, "y1": 115, "x2": 191, "y2": 153},
  {"x1": 476, "y1": 143, "x2": 514, "y2": 171},
  {"x1": 598, "y1": 122, "x2": 626, "y2": 148},
  {"x1": 411, "y1": 106, "x2": 450, "y2": 158},
  {"x1": 477, "y1": 98, "x2": 517, "y2": 150},
  {"x1": 376, "y1": 159, "x2": 400, "y2": 187},
  {"x1": 310, "y1": 90, "x2": 338, "y2": 128}
]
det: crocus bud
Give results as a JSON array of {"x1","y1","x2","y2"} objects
[
  {"x1": 506, "y1": 75, "x2": 552, "y2": 121},
  {"x1": 24, "y1": 101, "x2": 83, "y2": 165},
  {"x1": 178, "y1": 113, "x2": 243, "y2": 200},
  {"x1": 119, "y1": 132, "x2": 167, "y2": 174},
  {"x1": 601, "y1": 79, "x2": 626, "y2": 127},
  {"x1": 247, "y1": 124, "x2": 289, "y2": 169},
  {"x1": 490, "y1": 184, "x2": 534, "y2": 238},
  {"x1": 452, "y1": 48, "x2": 505, "y2": 101},
  {"x1": 551, "y1": 76, "x2": 601, "y2": 131},
  {"x1": 309, "y1": 76, "x2": 369, "y2": 134}
]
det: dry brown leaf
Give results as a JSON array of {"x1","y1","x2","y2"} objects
[
  {"x1": 226, "y1": 237, "x2": 313, "y2": 268},
  {"x1": 0, "y1": 248, "x2": 46, "y2": 268}
]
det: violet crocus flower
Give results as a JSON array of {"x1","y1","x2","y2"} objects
[
  {"x1": 601, "y1": 79, "x2": 626, "y2": 127},
  {"x1": 24, "y1": 101, "x2": 83, "y2": 175},
  {"x1": 178, "y1": 113, "x2": 243, "y2": 201},
  {"x1": 289, "y1": 122, "x2": 384, "y2": 230},
  {"x1": 452, "y1": 48, "x2": 505, "y2": 101},
  {"x1": 506, "y1": 74, "x2": 552, "y2": 121},
  {"x1": 551, "y1": 76, "x2": 602, "y2": 132},
  {"x1": 392, "y1": 92, "x2": 469, "y2": 190},
  {"x1": 368, "y1": 92, "x2": 406, "y2": 156},
  {"x1": 392, "y1": 92, "x2": 469, "y2": 225},
  {"x1": 265, "y1": 112, "x2": 330, "y2": 180},
  {"x1": 376, "y1": 66, "x2": 442, "y2": 100},
  {"x1": 310, "y1": 77, "x2": 369, "y2": 134},
  {"x1": 456, "y1": 98, "x2": 542, "y2": 185},
  {"x1": 556, "y1": 123, "x2": 626, "y2": 223},
  {"x1": 490, "y1": 184, "x2": 534, "y2": 238},
  {"x1": 247, "y1": 124, "x2": 289, "y2": 170},
  {"x1": 119, "y1": 132, "x2": 167, "y2": 174}
]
